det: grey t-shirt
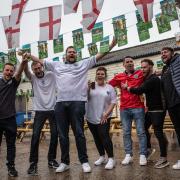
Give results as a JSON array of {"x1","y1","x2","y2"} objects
[
  {"x1": 86, "y1": 83, "x2": 117, "y2": 124},
  {"x1": 31, "y1": 72, "x2": 56, "y2": 111},
  {"x1": 0, "y1": 77, "x2": 20, "y2": 119},
  {"x1": 44, "y1": 56, "x2": 96, "y2": 102}
]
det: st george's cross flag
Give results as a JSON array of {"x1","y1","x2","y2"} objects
[
  {"x1": 39, "y1": 5, "x2": 62, "y2": 41},
  {"x1": 2, "y1": 0, "x2": 29, "y2": 48},
  {"x1": 81, "y1": 0, "x2": 104, "y2": 32},
  {"x1": 63, "y1": 0, "x2": 80, "y2": 15},
  {"x1": 133, "y1": 0, "x2": 154, "y2": 22}
]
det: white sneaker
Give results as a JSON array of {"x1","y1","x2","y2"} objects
[
  {"x1": 121, "y1": 154, "x2": 133, "y2": 165},
  {"x1": 105, "y1": 158, "x2": 115, "y2": 170},
  {"x1": 82, "y1": 162, "x2": 91, "y2": 173},
  {"x1": 94, "y1": 156, "x2": 106, "y2": 166},
  {"x1": 172, "y1": 160, "x2": 180, "y2": 170},
  {"x1": 139, "y1": 155, "x2": 147, "y2": 166},
  {"x1": 56, "y1": 163, "x2": 69, "y2": 173}
]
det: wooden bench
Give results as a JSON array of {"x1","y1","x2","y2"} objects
[{"x1": 17, "y1": 120, "x2": 50, "y2": 142}]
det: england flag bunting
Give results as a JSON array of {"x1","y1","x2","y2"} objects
[
  {"x1": 133, "y1": 0, "x2": 154, "y2": 22},
  {"x1": 63, "y1": 0, "x2": 80, "y2": 15},
  {"x1": 39, "y1": 5, "x2": 62, "y2": 41},
  {"x1": 81, "y1": 0, "x2": 104, "y2": 32},
  {"x1": 2, "y1": 0, "x2": 29, "y2": 49}
]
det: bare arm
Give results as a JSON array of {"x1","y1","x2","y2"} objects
[
  {"x1": 20, "y1": 52, "x2": 44, "y2": 65},
  {"x1": 14, "y1": 58, "x2": 28, "y2": 81},
  {"x1": 95, "y1": 37, "x2": 117, "y2": 62},
  {"x1": 24, "y1": 63, "x2": 32, "y2": 80},
  {"x1": 29, "y1": 54, "x2": 44, "y2": 65},
  {"x1": 100, "y1": 103, "x2": 116, "y2": 124}
]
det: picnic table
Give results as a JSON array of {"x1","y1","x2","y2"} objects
[{"x1": 17, "y1": 120, "x2": 50, "y2": 142}]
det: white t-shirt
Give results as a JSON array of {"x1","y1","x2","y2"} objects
[
  {"x1": 86, "y1": 83, "x2": 117, "y2": 124},
  {"x1": 31, "y1": 72, "x2": 56, "y2": 111},
  {"x1": 44, "y1": 56, "x2": 96, "y2": 102}
]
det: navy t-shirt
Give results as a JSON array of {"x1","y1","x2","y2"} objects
[{"x1": 0, "y1": 77, "x2": 20, "y2": 119}]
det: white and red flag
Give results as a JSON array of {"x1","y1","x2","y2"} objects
[
  {"x1": 63, "y1": 0, "x2": 80, "y2": 15},
  {"x1": 39, "y1": 5, "x2": 62, "y2": 41},
  {"x1": 81, "y1": 0, "x2": 104, "y2": 32},
  {"x1": 10, "y1": 0, "x2": 29, "y2": 26},
  {"x1": 133, "y1": 0, "x2": 154, "y2": 22},
  {"x1": 2, "y1": 0, "x2": 28, "y2": 48}
]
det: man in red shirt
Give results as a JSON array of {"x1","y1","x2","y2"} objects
[{"x1": 109, "y1": 56, "x2": 147, "y2": 165}]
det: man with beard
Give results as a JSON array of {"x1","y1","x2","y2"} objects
[
  {"x1": 23, "y1": 38, "x2": 116, "y2": 173},
  {"x1": 161, "y1": 47, "x2": 180, "y2": 170},
  {"x1": 0, "y1": 60, "x2": 28, "y2": 177},
  {"x1": 122, "y1": 59, "x2": 169, "y2": 168},
  {"x1": 109, "y1": 56, "x2": 147, "y2": 166},
  {"x1": 24, "y1": 61, "x2": 58, "y2": 175}
]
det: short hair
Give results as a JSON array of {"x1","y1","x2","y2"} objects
[
  {"x1": 31, "y1": 61, "x2": 43, "y2": 69},
  {"x1": 141, "y1": 59, "x2": 154, "y2": 66},
  {"x1": 123, "y1": 56, "x2": 133, "y2": 63},
  {"x1": 96, "y1": 66, "x2": 107, "y2": 78},
  {"x1": 161, "y1": 47, "x2": 174, "y2": 53},
  {"x1": 65, "y1": 46, "x2": 76, "y2": 54},
  {"x1": 3, "y1": 63, "x2": 15, "y2": 71}
]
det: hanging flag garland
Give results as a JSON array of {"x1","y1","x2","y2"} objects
[
  {"x1": 112, "y1": 15, "x2": 128, "y2": 46},
  {"x1": 38, "y1": 41, "x2": 48, "y2": 59},
  {"x1": 133, "y1": 0, "x2": 154, "y2": 22},
  {"x1": 72, "y1": 28, "x2": 84, "y2": 50},
  {"x1": 39, "y1": 5, "x2": 62, "y2": 41},
  {"x1": 53, "y1": 35, "x2": 64, "y2": 53}
]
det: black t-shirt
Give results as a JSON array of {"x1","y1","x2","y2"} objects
[
  {"x1": 129, "y1": 74, "x2": 164, "y2": 111},
  {"x1": 0, "y1": 77, "x2": 20, "y2": 119}
]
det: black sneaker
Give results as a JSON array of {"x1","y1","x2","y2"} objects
[
  {"x1": 48, "y1": 159, "x2": 59, "y2": 169},
  {"x1": 27, "y1": 162, "x2": 38, "y2": 176},
  {"x1": 7, "y1": 164, "x2": 18, "y2": 177}
]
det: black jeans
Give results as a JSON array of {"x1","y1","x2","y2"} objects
[
  {"x1": 29, "y1": 111, "x2": 58, "y2": 163},
  {"x1": 168, "y1": 104, "x2": 180, "y2": 146},
  {"x1": 55, "y1": 101, "x2": 88, "y2": 165},
  {"x1": 145, "y1": 111, "x2": 167, "y2": 157},
  {"x1": 87, "y1": 118, "x2": 114, "y2": 158},
  {"x1": 0, "y1": 116, "x2": 17, "y2": 165}
]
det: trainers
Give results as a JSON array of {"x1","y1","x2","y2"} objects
[
  {"x1": 82, "y1": 162, "x2": 91, "y2": 173},
  {"x1": 172, "y1": 160, "x2": 180, "y2": 170},
  {"x1": 139, "y1": 155, "x2": 147, "y2": 166},
  {"x1": 154, "y1": 157, "x2": 169, "y2": 169},
  {"x1": 56, "y1": 163, "x2": 69, "y2": 173},
  {"x1": 7, "y1": 164, "x2": 18, "y2": 177},
  {"x1": 48, "y1": 159, "x2": 59, "y2": 169},
  {"x1": 27, "y1": 162, "x2": 38, "y2": 176},
  {"x1": 94, "y1": 156, "x2": 106, "y2": 166},
  {"x1": 121, "y1": 154, "x2": 133, "y2": 165},
  {"x1": 105, "y1": 158, "x2": 115, "y2": 170},
  {"x1": 147, "y1": 148, "x2": 156, "y2": 161}
]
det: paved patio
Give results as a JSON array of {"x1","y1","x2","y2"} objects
[{"x1": 0, "y1": 130, "x2": 180, "y2": 180}]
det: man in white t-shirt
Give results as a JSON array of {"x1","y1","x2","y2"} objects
[
  {"x1": 23, "y1": 38, "x2": 116, "y2": 173},
  {"x1": 24, "y1": 62, "x2": 58, "y2": 176}
]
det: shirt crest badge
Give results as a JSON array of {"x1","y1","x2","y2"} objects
[{"x1": 134, "y1": 74, "x2": 139, "y2": 79}]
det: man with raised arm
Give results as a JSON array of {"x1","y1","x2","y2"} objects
[
  {"x1": 0, "y1": 59, "x2": 28, "y2": 177},
  {"x1": 23, "y1": 38, "x2": 116, "y2": 173},
  {"x1": 23, "y1": 60, "x2": 59, "y2": 176}
]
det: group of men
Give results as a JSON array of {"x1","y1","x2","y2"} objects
[
  {"x1": 0, "y1": 39, "x2": 116, "y2": 177},
  {"x1": 0, "y1": 41, "x2": 180, "y2": 177},
  {"x1": 109, "y1": 47, "x2": 180, "y2": 169}
]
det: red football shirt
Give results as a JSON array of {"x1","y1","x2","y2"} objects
[{"x1": 109, "y1": 70, "x2": 144, "y2": 109}]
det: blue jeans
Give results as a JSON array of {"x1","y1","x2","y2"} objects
[
  {"x1": 120, "y1": 108, "x2": 147, "y2": 156},
  {"x1": 55, "y1": 101, "x2": 88, "y2": 165}
]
